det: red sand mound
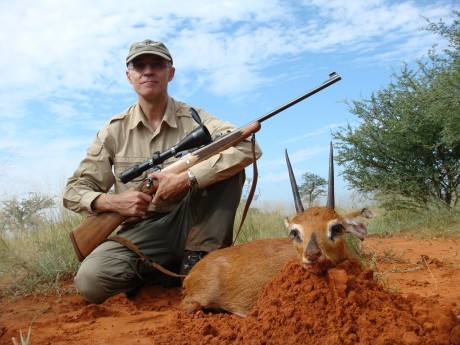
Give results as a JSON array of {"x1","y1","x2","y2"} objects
[{"x1": 150, "y1": 260, "x2": 459, "y2": 344}]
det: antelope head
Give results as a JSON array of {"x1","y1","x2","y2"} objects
[{"x1": 284, "y1": 143, "x2": 374, "y2": 273}]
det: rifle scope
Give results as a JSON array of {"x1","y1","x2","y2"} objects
[{"x1": 119, "y1": 125, "x2": 212, "y2": 184}]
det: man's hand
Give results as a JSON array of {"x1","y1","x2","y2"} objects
[
  {"x1": 148, "y1": 171, "x2": 190, "y2": 204},
  {"x1": 93, "y1": 189, "x2": 152, "y2": 217}
]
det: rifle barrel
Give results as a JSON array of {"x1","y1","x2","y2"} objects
[{"x1": 255, "y1": 72, "x2": 341, "y2": 124}]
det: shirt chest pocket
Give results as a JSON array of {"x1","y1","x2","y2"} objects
[{"x1": 113, "y1": 156, "x2": 150, "y2": 190}]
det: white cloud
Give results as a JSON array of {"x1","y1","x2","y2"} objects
[
  {"x1": 1, "y1": 1, "x2": 454, "y2": 111},
  {"x1": 281, "y1": 123, "x2": 345, "y2": 145},
  {"x1": 260, "y1": 145, "x2": 327, "y2": 168},
  {"x1": 0, "y1": 0, "x2": 457, "y2": 201}
]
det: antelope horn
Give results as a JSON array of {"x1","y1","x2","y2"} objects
[
  {"x1": 285, "y1": 149, "x2": 304, "y2": 213},
  {"x1": 326, "y1": 142, "x2": 335, "y2": 209}
]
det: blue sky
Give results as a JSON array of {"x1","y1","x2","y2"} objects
[{"x1": 0, "y1": 0, "x2": 457, "y2": 209}]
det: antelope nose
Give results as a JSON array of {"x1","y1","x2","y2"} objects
[
  {"x1": 307, "y1": 253, "x2": 320, "y2": 262},
  {"x1": 305, "y1": 234, "x2": 321, "y2": 262}
]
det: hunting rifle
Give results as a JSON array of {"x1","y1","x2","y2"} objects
[{"x1": 69, "y1": 72, "x2": 341, "y2": 261}]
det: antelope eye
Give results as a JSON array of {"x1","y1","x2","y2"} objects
[{"x1": 290, "y1": 229, "x2": 302, "y2": 243}]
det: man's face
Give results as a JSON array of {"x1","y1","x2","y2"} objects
[{"x1": 126, "y1": 55, "x2": 175, "y2": 100}]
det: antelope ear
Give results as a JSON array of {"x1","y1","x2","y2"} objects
[
  {"x1": 342, "y1": 208, "x2": 374, "y2": 240},
  {"x1": 344, "y1": 208, "x2": 375, "y2": 219}
]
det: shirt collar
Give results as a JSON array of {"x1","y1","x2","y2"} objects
[
  {"x1": 162, "y1": 97, "x2": 178, "y2": 129},
  {"x1": 128, "y1": 97, "x2": 178, "y2": 131}
]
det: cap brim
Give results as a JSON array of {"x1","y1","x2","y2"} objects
[{"x1": 126, "y1": 51, "x2": 172, "y2": 64}]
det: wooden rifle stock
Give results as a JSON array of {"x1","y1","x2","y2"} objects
[
  {"x1": 70, "y1": 213, "x2": 128, "y2": 262},
  {"x1": 69, "y1": 72, "x2": 341, "y2": 261}
]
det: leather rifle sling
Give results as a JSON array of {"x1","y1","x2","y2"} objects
[
  {"x1": 232, "y1": 133, "x2": 258, "y2": 245},
  {"x1": 106, "y1": 236, "x2": 185, "y2": 278}
]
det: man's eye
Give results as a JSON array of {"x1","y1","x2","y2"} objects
[
  {"x1": 132, "y1": 62, "x2": 146, "y2": 70},
  {"x1": 131, "y1": 61, "x2": 167, "y2": 71}
]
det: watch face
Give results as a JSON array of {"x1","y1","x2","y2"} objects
[{"x1": 188, "y1": 170, "x2": 199, "y2": 189}]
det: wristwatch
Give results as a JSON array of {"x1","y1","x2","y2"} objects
[{"x1": 187, "y1": 169, "x2": 199, "y2": 189}]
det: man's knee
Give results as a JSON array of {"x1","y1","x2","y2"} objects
[
  {"x1": 74, "y1": 255, "x2": 138, "y2": 304},
  {"x1": 74, "y1": 261, "x2": 110, "y2": 304}
]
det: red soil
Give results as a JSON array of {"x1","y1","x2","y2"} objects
[{"x1": 1, "y1": 236, "x2": 459, "y2": 345}]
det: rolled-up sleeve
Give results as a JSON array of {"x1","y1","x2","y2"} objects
[
  {"x1": 63, "y1": 131, "x2": 115, "y2": 216},
  {"x1": 188, "y1": 113, "x2": 262, "y2": 188}
]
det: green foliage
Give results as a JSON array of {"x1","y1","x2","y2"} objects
[
  {"x1": 298, "y1": 172, "x2": 327, "y2": 207},
  {"x1": 333, "y1": 12, "x2": 460, "y2": 211},
  {"x1": 426, "y1": 10, "x2": 460, "y2": 65}
]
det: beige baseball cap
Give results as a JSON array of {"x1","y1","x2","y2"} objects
[{"x1": 126, "y1": 39, "x2": 173, "y2": 65}]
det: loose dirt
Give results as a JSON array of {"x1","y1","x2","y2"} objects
[{"x1": 1, "y1": 236, "x2": 459, "y2": 345}]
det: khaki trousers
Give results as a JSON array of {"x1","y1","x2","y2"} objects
[{"x1": 74, "y1": 171, "x2": 245, "y2": 303}]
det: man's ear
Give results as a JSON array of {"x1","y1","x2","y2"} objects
[
  {"x1": 126, "y1": 70, "x2": 133, "y2": 84},
  {"x1": 168, "y1": 67, "x2": 176, "y2": 82}
]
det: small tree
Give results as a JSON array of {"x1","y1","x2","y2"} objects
[
  {"x1": 333, "y1": 12, "x2": 460, "y2": 210},
  {"x1": 299, "y1": 172, "x2": 327, "y2": 207},
  {"x1": 0, "y1": 192, "x2": 55, "y2": 234}
]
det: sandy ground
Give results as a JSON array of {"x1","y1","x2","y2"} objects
[{"x1": 1, "y1": 236, "x2": 459, "y2": 345}]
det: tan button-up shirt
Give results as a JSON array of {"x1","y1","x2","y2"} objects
[{"x1": 63, "y1": 97, "x2": 262, "y2": 216}]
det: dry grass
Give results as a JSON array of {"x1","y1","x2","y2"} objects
[
  {"x1": 1, "y1": 197, "x2": 459, "y2": 297},
  {"x1": 366, "y1": 204, "x2": 460, "y2": 238},
  {"x1": 0, "y1": 207, "x2": 81, "y2": 298}
]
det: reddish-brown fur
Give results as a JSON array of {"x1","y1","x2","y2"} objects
[
  {"x1": 181, "y1": 206, "x2": 373, "y2": 316},
  {"x1": 181, "y1": 237, "x2": 295, "y2": 316}
]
